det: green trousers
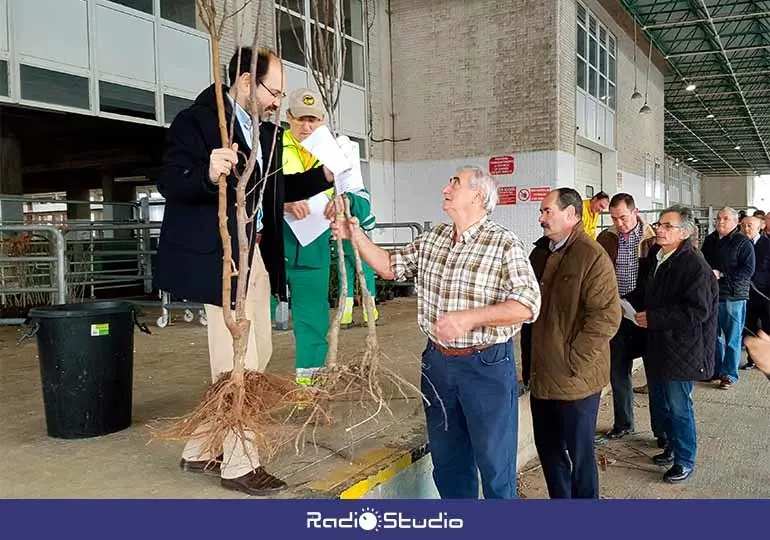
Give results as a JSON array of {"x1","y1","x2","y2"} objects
[
  {"x1": 339, "y1": 245, "x2": 378, "y2": 325},
  {"x1": 272, "y1": 265, "x2": 330, "y2": 372}
]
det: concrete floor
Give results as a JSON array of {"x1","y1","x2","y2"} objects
[
  {"x1": 519, "y1": 364, "x2": 770, "y2": 498},
  {"x1": 2, "y1": 296, "x2": 769, "y2": 499}
]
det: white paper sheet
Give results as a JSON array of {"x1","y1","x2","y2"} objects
[
  {"x1": 284, "y1": 192, "x2": 331, "y2": 247},
  {"x1": 619, "y1": 299, "x2": 639, "y2": 326},
  {"x1": 334, "y1": 136, "x2": 365, "y2": 194},
  {"x1": 299, "y1": 125, "x2": 352, "y2": 176}
]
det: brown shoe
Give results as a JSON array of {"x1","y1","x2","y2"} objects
[
  {"x1": 180, "y1": 454, "x2": 223, "y2": 476},
  {"x1": 221, "y1": 467, "x2": 288, "y2": 496},
  {"x1": 718, "y1": 377, "x2": 733, "y2": 390}
]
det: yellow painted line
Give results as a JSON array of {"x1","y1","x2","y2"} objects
[
  {"x1": 307, "y1": 447, "x2": 415, "y2": 499},
  {"x1": 340, "y1": 452, "x2": 414, "y2": 499}
]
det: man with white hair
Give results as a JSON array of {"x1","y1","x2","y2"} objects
[
  {"x1": 701, "y1": 207, "x2": 755, "y2": 389},
  {"x1": 329, "y1": 166, "x2": 541, "y2": 499}
]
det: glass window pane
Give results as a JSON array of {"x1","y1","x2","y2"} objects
[
  {"x1": 577, "y1": 57, "x2": 587, "y2": 90},
  {"x1": 578, "y1": 4, "x2": 586, "y2": 24},
  {"x1": 0, "y1": 60, "x2": 7, "y2": 96},
  {"x1": 160, "y1": 0, "x2": 196, "y2": 28},
  {"x1": 349, "y1": 135, "x2": 368, "y2": 159},
  {"x1": 311, "y1": 23, "x2": 337, "y2": 66},
  {"x1": 600, "y1": 27, "x2": 607, "y2": 47},
  {"x1": 577, "y1": 26, "x2": 586, "y2": 58},
  {"x1": 344, "y1": 39, "x2": 365, "y2": 86},
  {"x1": 609, "y1": 36, "x2": 616, "y2": 57},
  {"x1": 164, "y1": 94, "x2": 192, "y2": 124},
  {"x1": 276, "y1": 10, "x2": 306, "y2": 66},
  {"x1": 99, "y1": 80, "x2": 156, "y2": 120},
  {"x1": 608, "y1": 82, "x2": 616, "y2": 110},
  {"x1": 309, "y1": 0, "x2": 334, "y2": 27},
  {"x1": 343, "y1": 0, "x2": 364, "y2": 40},
  {"x1": 599, "y1": 75, "x2": 607, "y2": 102},
  {"x1": 589, "y1": 68, "x2": 597, "y2": 97},
  {"x1": 107, "y1": 0, "x2": 153, "y2": 14},
  {"x1": 589, "y1": 16, "x2": 597, "y2": 36},
  {"x1": 278, "y1": 0, "x2": 304, "y2": 14},
  {"x1": 20, "y1": 65, "x2": 90, "y2": 109},
  {"x1": 589, "y1": 37, "x2": 597, "y2": 67},
  {"x1": 609, "y1": 55, "x2": 616, "y2": 83},
  {"x1": 600, "y1": 46, "x2": 607, "y2": 75}
]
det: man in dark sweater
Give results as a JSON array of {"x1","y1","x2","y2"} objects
[
  {"x1": 700, "y1": 207, "x2": 755, "y2": 389},
  {"x1": 740, "y1": 214, "x2": 770, "y2": 370},
  {"x1": 154, "y1": 47, "x2": 333, "y2": 496},
  {"x1": 628, "y1": 205, "x2": 718, "y2": 483}
]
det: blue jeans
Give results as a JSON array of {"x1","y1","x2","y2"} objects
[
  {"x1": 421, "y1": 340, "x2": 518, "y2": 499},
  {"x1": 661, "y1": 380, "x2": 697, "y2": 469},
  {"x1": 646, "y1": 378, "x2": 671, "y2": 441},
  {"x1": 715, "y1": 300, "x2": 747, "y2": 383},
  {"x1": 531, "y1": 392, "x2": 602, "y2": 499}
]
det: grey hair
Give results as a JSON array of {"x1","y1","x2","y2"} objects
[
  {"x1": 459, "y1": 166, "x2": 499, "y2": 214},
  {"x1": 661, "y1": 204, "x2": 696, "y2": 238},
  {"x1": 719, "y1": 206, "x2": 739, "y2": 220}
]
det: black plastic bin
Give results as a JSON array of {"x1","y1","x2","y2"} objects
[{"x1": 26, "y1": 300, "x2": 150, "y2": 439}]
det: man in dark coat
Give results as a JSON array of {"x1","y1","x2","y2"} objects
[
  {"x1": 154, "y1": 47, "x2": 332, "y2": 496},
  {"x1": 628, "y1": 205, "x2": 718, "y2": 484},
  {"x1": 700, "y1": 207, "x2": 755, "y2": 389},
  {"x1": 740, "y1": 214, "x2": 770, "y2": 370}
]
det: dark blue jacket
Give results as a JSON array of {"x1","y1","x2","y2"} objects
[
  {"x1": 153, "y1": 84, "x2": 330, "y2": 306},
  {"x1": 750, "y1": 234, "x2": 770, "y2": 294},
  {"x1": 700, "y1": 228, "x2": 755, "y2": 301},
  {"x1": 627, "y1": 241, "x2": 718, "y2": 381}
]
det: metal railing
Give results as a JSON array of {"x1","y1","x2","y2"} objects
[
  {"x1": 372, "y1": 221, "x2": 424, "y2": 250},
  {"x1": 0, "y1": 224, "x2": 66, "y2": 325}
]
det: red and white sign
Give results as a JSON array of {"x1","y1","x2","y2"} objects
[
  {"x1": 489, "y1": 155, "x2": 515, "y2": 175},
  {"x1": 497, "y1": 186, "x2": 517, "y2": 205},
  {"x1": 517, "y1": 186, "x2": 550, "y2": 203}
]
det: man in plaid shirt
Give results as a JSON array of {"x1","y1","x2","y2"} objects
[{"x1": 330, "y1": 166, "x2": 541, "y2": 499}]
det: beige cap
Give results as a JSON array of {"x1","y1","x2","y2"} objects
[{"x1": 287, "y1": 88, "x2": 325, "y2": 119}]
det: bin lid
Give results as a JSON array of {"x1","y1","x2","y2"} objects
[{"x1": 28, "y1": 301, "x2": 135, "y2": 319}]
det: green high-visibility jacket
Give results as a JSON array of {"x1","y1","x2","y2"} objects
[{"x1": 282, "y1": 130, "x2": 334, "y2": 269}]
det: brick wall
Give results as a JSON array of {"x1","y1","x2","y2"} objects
[{"x1": 387, "y1": 0, "x2": 559, "y2": 162}]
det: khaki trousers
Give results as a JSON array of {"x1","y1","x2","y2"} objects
[{"x1": 181, "y1": 243, "x2": 273, "y2": 479}]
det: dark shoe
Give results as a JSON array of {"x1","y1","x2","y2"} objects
[
  {"x1": 180, "y1": 454, "x2": 223, "y2": 476},
  {"x1": 633, "y1": 384, "x2": 648, "y2": 394},
  {"x1": 718, "y1": 377, "x2": 733, "y2": 390},
  {"x1": 663, "y1": 464, "x2": 693, "y2": 483},
  {"x1": 221, "y1": 467, "x2": 288, "y2": 496},
  {"x1": 656, "y1": 437, "x2": 669, "y2": 450},
  {"x1": 652, "y1": 448, "x2": 674, "y2": 466},
  {"x1": 606, "y1": 427, "x2": 633, "y2": 440},
  {"x1": 740, "y1": 361, "x2": 756, "y2": 370}
]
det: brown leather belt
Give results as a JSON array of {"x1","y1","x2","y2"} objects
[{"x1": 432, "y1": 341, "x2": 494, "y2": 357}]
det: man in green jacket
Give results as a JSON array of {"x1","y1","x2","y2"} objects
[{"x1": 279, "y1": 89, "x2": 334, "y2": 386}]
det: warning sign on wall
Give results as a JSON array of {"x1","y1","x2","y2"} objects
[
  {"x1": 489, "y1": 155, "x2": 515, "y2": 175},
  {"x1": 517, "y1": 186, "x2": 550, "y2": 203},
  {"x1": 497, "y1": 186, "x2": 517, "y2": 205}
]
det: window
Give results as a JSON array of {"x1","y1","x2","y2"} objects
[
  {"x1": 0, "y1": 60, "x2": 8, "y2": 97},
  {"x1": 164, "y1": 94, "x2": 193, "y2": 124},
  {"x1": 99, "y1": 81, "x2": 156, "y2": 120},
  {"x1": 275, "y1": 0, "x2": 366, "y2": 88},
  {"x1": 348, "y1": 135, "x2": 368, "y2": 160},
  {"x1": 107, "y1": 0, "x2": 153, "y2": 14},
  {"x1": 576, "y1": 4, "x2": 616, "y2": 111},
  {"x1": 160, "y1": 0, "x2": 196, "y2": 28},
  {"x1": 20, "y1": 65, "x2": 90, "y2": 109}
]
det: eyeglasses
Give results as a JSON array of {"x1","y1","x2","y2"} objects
[
  {"x1": 260, "y1": 81, "x2": 286, "y2": 99},
  {"x1": 651, "y1": 222, "x2": 684, "y2": 231}
]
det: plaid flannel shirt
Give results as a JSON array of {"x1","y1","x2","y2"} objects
[
  {"x1": 390, "y1": 216, "x2": 541, "y2": 348},
  {"x1": 616, "y1": 223, "x2": 643, "y2": 296}
]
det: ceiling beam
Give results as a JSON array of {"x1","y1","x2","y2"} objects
[
  {"x1": 665, "y1": 108, "x2": 744, "y2": 174},
  {"x1": 643, "y1": 10, "x2": 770, "y2": 30},
  {"x1": 666, "y1": 43, "x2": 770, "y2": 58},
  {"x1": 696, "y1": 0, "x2": 770, "y2": 163}
]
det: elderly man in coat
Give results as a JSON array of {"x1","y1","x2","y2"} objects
[
  {"x1": 627, "y1": 205, "x2": 718, "y2": 483},
  {"x1": 521, "y1": 187, "x2": 621, "y2": 499}
]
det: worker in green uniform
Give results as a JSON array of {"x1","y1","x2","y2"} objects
[
  {"x1": 278, "y1": 89, "x2": 334, "y2": 386},
  {"x1": 340, "y1": 188, "x2": 379, "y2": 328}
]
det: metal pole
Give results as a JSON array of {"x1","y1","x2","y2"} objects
[{"x1": 54, "y1": 228, "x2": 66, "y2": 305}]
